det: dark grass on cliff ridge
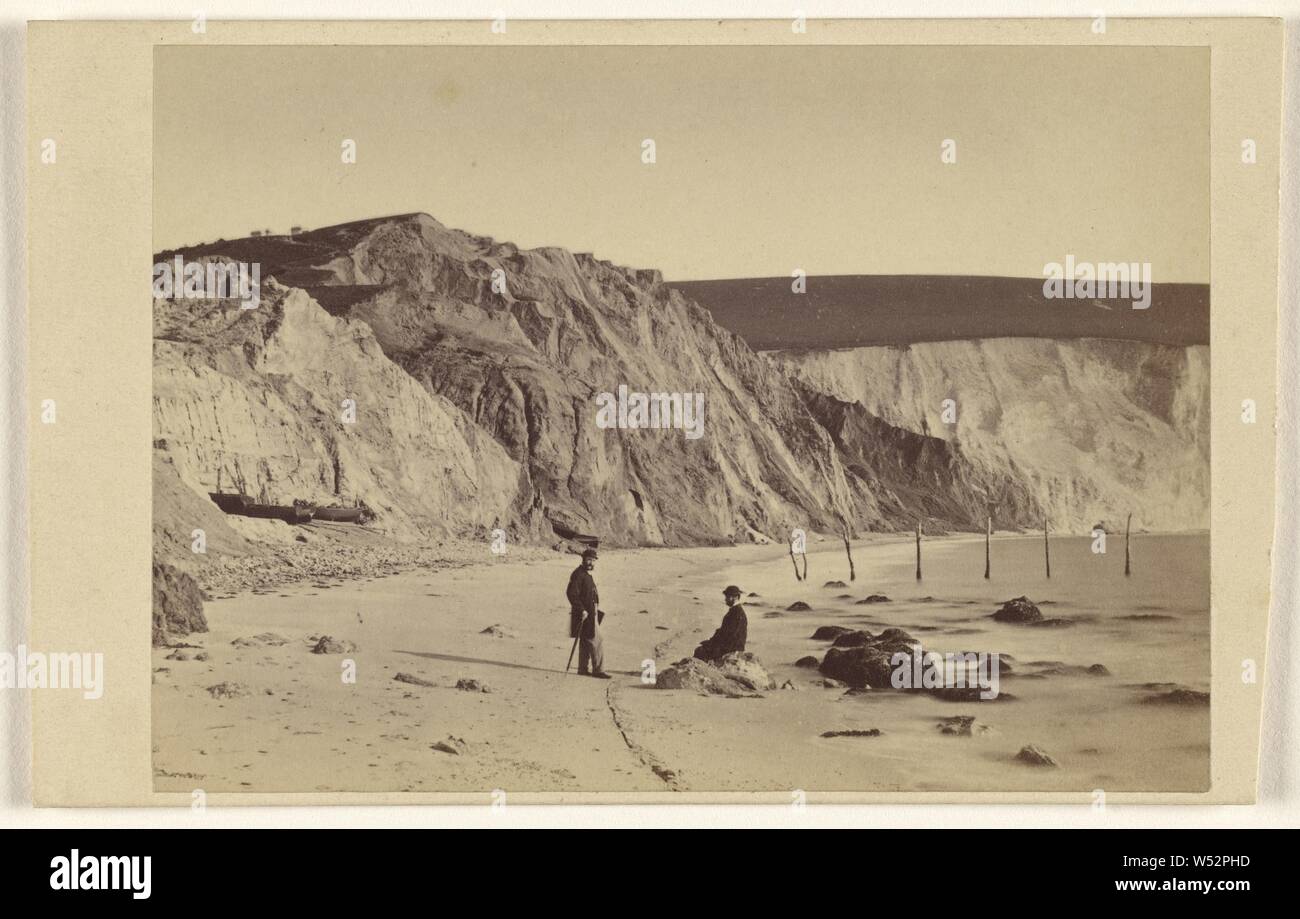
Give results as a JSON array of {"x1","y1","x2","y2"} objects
[{"x1": 671, "y1": 275, "x2": 1208, "y2": 349}]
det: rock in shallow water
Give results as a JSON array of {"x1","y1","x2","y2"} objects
[
  {"x1": 810, "y1": 625, "x2": 853, "y2": 641},
  {"x1": 831, "y1": 630, "x2": 875, "y2": 648},
  {"x1": 1142, "y1": 687, "x2": 1209, "y2": 706},
  {"x1": 931, "y1": 686, "x2": 1014, "y2": 703},
  {"x1": 818, "y1": 628, "x2": 920, "y2": 689},
  {"x1": 992, "y1": 596, "x2": 1042, "y2": 623},
  {"x1": 937, "y1": 715, "x2": 976, "y2": 736},
  {"x1": 1015, "y1": 744, "x2": 1058, "y2": 767}
]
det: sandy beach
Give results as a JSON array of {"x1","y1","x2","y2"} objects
[{"x1": 153, "y1": 532, "x2": 1209, "y2": 794}]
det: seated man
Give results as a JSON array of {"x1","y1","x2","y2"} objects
[{"x1": 693, "y1": 585, "x2": 748, "y2": 662}]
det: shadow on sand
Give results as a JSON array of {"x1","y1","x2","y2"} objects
[{"x1": 396, "y1": 649, "x2": 640, "y2": 678}]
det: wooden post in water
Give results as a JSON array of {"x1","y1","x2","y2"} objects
[
  {"x1": 984, "y1": 515, "x2": 992, "y2": 579},
  {"x1": 841, "y1": 521, "x2": 856, "y2": 582},
  {"x1": 1124, "y1": 513, "x2": 1132, "y2": 577},
  {"x1": 1043, "y1": 517, "x2": 1051, "y2": 579},
  {"x1": 789, "y1": 547, "x2": 803, "y2": 582},
  {"x1": 915, "y1": 520, "x2": 923, "y2": 581}
]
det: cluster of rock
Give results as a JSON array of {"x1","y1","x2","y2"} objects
[
  {"x1": 205, "y1": 681, "x2": 249, "y2": 699},
  {"x1": 310, "y1": 635, "x2": 357, "y2": 654},
  {"x1": 231, "y1": 632, "x2": 290, "y2": 648},
  {"x1": 818, "y1": 627, "x2": 923, "y2": 689},
  {"x1": 189, "y1": 537, "x2": 554, "y2": 598}
]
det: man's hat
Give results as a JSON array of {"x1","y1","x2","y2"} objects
[
  {"x1": 723, "y1": 584, "x2": 743, "y2": 597},
  {"x1": 581, "y1": 548, "x2": 598, "y2": 560}
]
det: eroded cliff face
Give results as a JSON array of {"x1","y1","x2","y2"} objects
[
  {"x1": 298, "y1": 215, "x2": 866, "y2": 545},
  {"x1": 153, "y1": 281, "x2": 525, "y2": 551},
  {"x1": 155, "y1": 214, "x2": 1208, "y2": 553},
  {"x1": 772, "y1": 340, "x2": 1210, "y2": 532}
]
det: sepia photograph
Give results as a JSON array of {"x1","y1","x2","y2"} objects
[
  {"x1": 5, "y1": 1, "x2": 1295, "y2": 897},
  {"x1": 146, "y1": 42, "x2": 1216, "y2": 795}
]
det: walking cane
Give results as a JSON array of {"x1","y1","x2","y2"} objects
[{"x1": 565, "y1": 611, "x2": 587, "y2": 673}]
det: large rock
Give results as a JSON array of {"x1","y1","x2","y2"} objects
[
  {"x1": 655, "y1": 651, "x2": 776, "y2": 697},
  {"x1": 818, "y1": 628, "x2": 921, "y2": 689},
  {"x1": 152, "y1": 560, "x2": 208, "y2": 646},
  {"x1": 819, "y1": 646, "x2": 897, "y2": 690},
  {"x1": 810, "y1": 625, "x2": 853, "y2": 641},
  {"x1": 992, "y1": 596, "x2": 1043, "y2": 623},
  {"x1": 830, "y1": 630, "x2": 874, "y2": 648}
]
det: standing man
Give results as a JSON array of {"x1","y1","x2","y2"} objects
[
  {"x1": 693, "y1": 585, "x2": 748, "y2": 662},
  {"x1": 567, "y1": 548, "x2": 609, "y2": 679}
]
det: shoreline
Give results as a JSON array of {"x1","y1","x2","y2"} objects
[
  {"x1": 154, "y1": 531, "x2": 1209, "y2": 794},
  {"x1": 174, "y1": 525, "x2": 1208, "y2": 607}
]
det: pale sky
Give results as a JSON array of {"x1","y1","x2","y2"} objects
[{"x1": 155, "y1": 44, "x2": 1209, "y2": 282}]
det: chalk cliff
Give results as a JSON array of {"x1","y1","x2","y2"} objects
[
  {"x1": 153, "y1": 279, "x2": 525, "y2": 552},
  {"x1": 771, "y1": 340, "x2": 1209, "y2": 532},
  {"x1": 154, "y1": 213, "x2": 1207, "y2": 557}
]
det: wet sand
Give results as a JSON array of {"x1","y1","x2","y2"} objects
[{"x1": 153, "y1": 533, "x2": 1209, "y2": 794}]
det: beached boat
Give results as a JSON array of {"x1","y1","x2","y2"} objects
[
  {"x1": 312, "y1": 505, "x2": 367, "y2": 523},
  {"x1": 550, "y1": 521, "x2": 599, "y2": 548},
  {"x1": 207, "y1": 493, "x2": 314, "y2": 524},
  {"x1": 208, "y1": 492, "x2": 253, "y2": 514},
  {"x1": 244, "y1": 503, "x2": 315, "y2": 524}
]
